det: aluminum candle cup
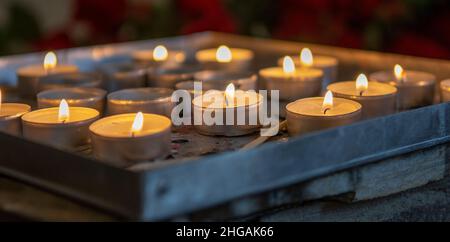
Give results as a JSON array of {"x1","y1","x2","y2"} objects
[
  {"x1": 98, "y1": 62, "x2": 147, "y2": 92},
  {"x1": 37, "y1": 87, "x2": 107, "y2": 113},
  {"x1": 370, "y1": 69, "x2": 436, "y2": 110},
  {"x1": 175, "y1": 71, "x2": 258, "y2": 122},
  {"x1": 38, "y1": 72, "x2": 102, "y2": 92},
  {"x1": 278, "y1": 54, "x2": 338, "y2": 89},
  {"x1": 260, "y1": 57, "x2": 323, "y2": 117},
  {"x1": 0, "y1": 103, "x2": 31, "y2": 136},
  {"x1": 195, "y1": 45, "x2": 254, "y2": 71},
  {"x1": 148, "y1": 65, "x2": 202, "y2": 88},
  {"x1": 131, "y1": 47, "x2": 186, "y2": 67},
  {"x1": 21, "y1": 106, "x2": 99, "y2": 151},
  {"x1": 16, "y1": 63, "x2": 79, "y2": 97},
  {"x1": 441, "y1": 79, "x2": 450, "y2": 102},
  {"x1": 327, "y1": 75, "x2": 398, "y2": 119},
  {"x1": 259, "y1": 67, "x2": 323, "y2": 101},
  {"x1": 286, "y1": 96, "x2": 362, "y2": 136},
  {"x1": 89, "y1": 113, "x2": 172, "y2": 167},
  {"x1": 107, "y1": 87, "x2": 174, "y2": 117},
  {"x1": 194, "y1": 70, "x2": 258, "y2": 91},
  {"x1": 192, "y1": 88, "x2": 263, "y2": 136}
]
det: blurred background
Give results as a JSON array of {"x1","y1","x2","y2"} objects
[{"x1": 0, "y1": 0, "x2": 449, "y2": 59}]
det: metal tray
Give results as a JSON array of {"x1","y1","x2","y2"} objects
[{"x1": 0, "y1": 32, "x2": 449, "y2": 221}]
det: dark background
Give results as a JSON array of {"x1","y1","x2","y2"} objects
[{"x1": 0, "y1": 0, "x2": 449, "y2": 59}]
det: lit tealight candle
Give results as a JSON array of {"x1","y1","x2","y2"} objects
[
  {"x1": 441, "y1": 79, "x2": 450, "y2": 102},
  {"x1": 286, "y1": 91, "x2": 362, "y2": 136},
  {"x1": 195, "y1": 45, "x2": 254, "y2": 71},
  {"x1": 89, "y1": 112, "x2": 172, "y2": 166},
  {"x1": 16, "y1": 51, "x2": 79, "y2": 97},
  {"x1": 21, "y1": 99, "x2": 99, "y2": 151},
  {"x1": 0, "y1": 89, "x2": 31, "y2": 136},
  {"x1": 278, "y1": 48, "x2": 339, "y2": 89},
  {"x1": 327, "y1": 74, "x2": 397, "y2": 119},
  {"x1": 192, "y1": 83, "x2": 263, "y2": 136},
  {"x1": 259, "y1": 55, "x2": 323, "y2": 117},
  {"x1": 370, "y1": 64, "x2": 436, "y2": 110},
  {"x1": 132, "y1": 44, "x2": 186, "y2": 68}
]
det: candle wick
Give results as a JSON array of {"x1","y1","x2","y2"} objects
[
  {"x1": 131, "y1": 131, "x2": 135, "y2": 138},
  {"x1": 323, "y1": 108, "x2": 330, "y2": 115},
  {"x1": 359, "y1": 90, "x2": 364, "y2": 96}
]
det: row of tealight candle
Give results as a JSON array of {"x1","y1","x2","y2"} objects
[{"x1": 0, "y1": 44, "x2": 449, "y2": 166}]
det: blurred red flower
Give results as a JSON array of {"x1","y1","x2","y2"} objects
[
  {"x1": 73, "y1": 0, "x2": 127, "y2": 35},
  {"x1": 33, "y1": 32, "x2": 72, "y2": 51},
  {"x1": 389, "y1": 32, "x2": 450, "y2": 59},
  {"x1": 177, "y1": 0, "x2": 236, "y2": 34}
]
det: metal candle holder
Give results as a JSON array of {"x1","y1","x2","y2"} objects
[
  {"x1": 278, "y1": 55, "x2": 338, "y2": 90},
  {"x1": 195, "y1": 48, "x2": 254, "y2": 72},
  {"x1": 98, "y1": 62, "x2": 148, "y2": 92},
  {"x1": 441, "y1": 79, "x2": 450, "y2": 103},
  {"x1": 194, "y1": 70, "x2": 258, "y2": 90},
  {"x1": 16, "y1": 65, "x2": 79, "y2": 98},
  {"x1": 370, "y1": 70, "x2": 436, "y2": 110},
  {"x1": 286, "y1": 98, "x2": 362, "y2": 136},
  {"x1": 192, "y1": 91, "x2": 263, "y2": 136},
  {"x1": 21, "y1": 107, "x2": 99, "y2": 151},
  {"x1": 38, "y1": 72, "x2": 102, "y2": 92},
  {"x1": 148, "y1": 65, "x2": 202, "y2": 88},
  {"x1": 107, "y1": 87, "x2": 174, "y2": 117},
  {"x1": 132, "y1": 49, "x2": 186, "y2": 67},
  {"x1": 37, "y1": 87, "x2": 107, "y2": 113},
  {"x1": 89, "y1": 113, "x2": 172, "y2": 167},
  {"x1": 0, "y1": 103, "x2": 31, "y2": 136}
]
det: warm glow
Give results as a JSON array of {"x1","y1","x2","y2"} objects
[
  {"x1": 322, "y1": 91, "x2": 334, "y2": 110},
  {"x1": 300, "y1": 48, "x2": 314, "y2": 67},
  {"x1": 153, "y1": 45, "x2": 168, "y2": 61},
  {"x1": 44, "y1": 51, "x2": 57, "y2": 70},
  {"x1": 356, "y1": 73, "x2": 369, "y2": 95},
  {"x1": 58, "y1": 99, "x2": 70, "y2": 122},
  {"x1": 131, "y1": 112, "x2": 144, "y2": 134},
  {"x1": 282, "y1": 56, "x2": 296, "y2": 74},
  {"x1": 224, "y1": 83, "x2": 235, "y2": 106},
  {"x1": 394, "y1": 64, "x2": 404, "y2": 81},
  {"x1": 216, "y1": 45, "x2": 232, "y2": 63}
]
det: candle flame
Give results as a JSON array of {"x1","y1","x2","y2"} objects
[
  {"x1": 394, "y1": 64, "x2": 404, "y2": 81},
  {"x1": 356, "y1": 73, "x2": 369, "y2": 95},
  {"x1": 323, "y1": 90, "x2": 333, "y2": 110},
  {"x1": 282, "y1": 56, "x2": 296, "y2": 74},
  {"x1": 153, "y1": 45, "x2": 168, "y2": 61},
  {"x1": 216, "y1": 45, "x2": 232, "y2": 63},
  {"x1": 44, "y1": 51, "x2": 57, "y2": 70},
  {"x1": 58, "y1": 99, "x2": 69, "y2": 122},
  {"x1": 131, "y1": 112, "x2": 144, "y2": 134},
  {"x1": 225, "y1": 83, "x2": 235, "y2": 106},
  {"x1": 300, "y1": 48, "x2": 314, "y2": 67}
]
